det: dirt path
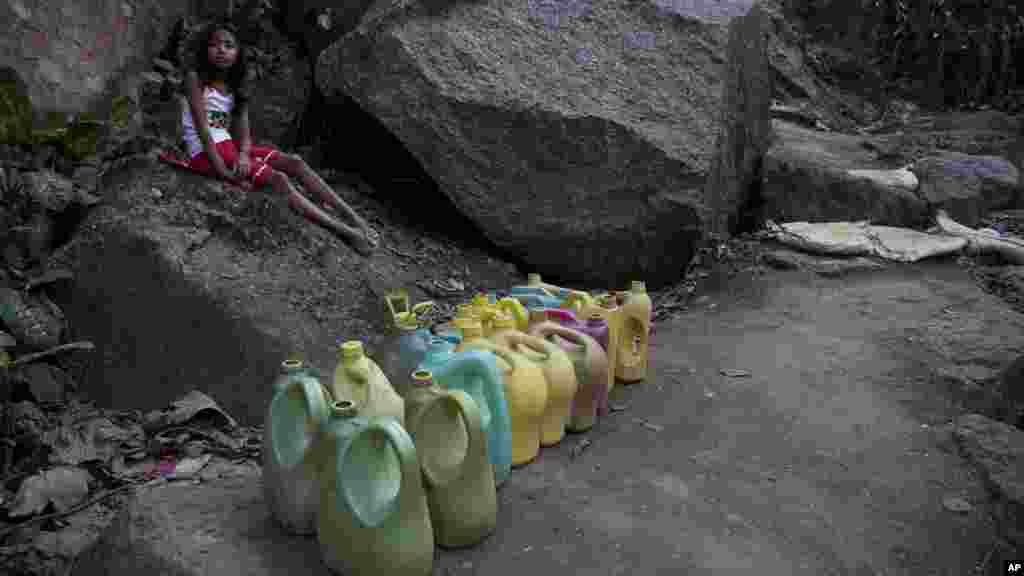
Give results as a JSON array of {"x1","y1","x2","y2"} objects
[
  {"x1": 431, "y1": 261, "x2": 1014, "y2": 575},
  {"x1": 76, "y1": 260, "x2": 1019, "y2": 575}
]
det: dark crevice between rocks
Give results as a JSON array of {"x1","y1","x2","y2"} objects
[
  {"x1": 301, "y1": 88, "x2": 530, "y2": 270},
  {"x1": 49, "y1": 204, "x2": 92, "y2": 255},
  {"x1": 734, "y1": 155, "x2": 766, "y2": 236}
]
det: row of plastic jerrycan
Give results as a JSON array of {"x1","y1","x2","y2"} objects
[
  {"x1": 261, "y1": 274, "x2": 653, "y2": 576},
  {"x1": 374, "y1": 272, "x2": 652, "y2": 468},
  {"x1": 263, "y1": 348, "x2": 497, "y2": 576}
]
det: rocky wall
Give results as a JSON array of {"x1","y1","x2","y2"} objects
[{"x1": 0, "y1": 0, "x2": 188, "y2": 116}]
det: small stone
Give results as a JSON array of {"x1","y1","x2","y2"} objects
[{"x1": 942, "y1": 495, "x2": 973, "y2": 514}]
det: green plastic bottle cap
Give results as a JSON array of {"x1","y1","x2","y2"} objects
[
  {"x1": 340, "y1": 341, "x2": 364, "y2": 359},
  {"x1": 282, "y1": 358, "x2": 304, "y2": 371},
  {"x1": 528, "y1": 273, "x2": 541, "y2": 285},
  {"x1": 332, "y1": 399, "x2": 358, "y2": 417},
  {"x1": 631, "y1": 281, "x2": 646, "y2": 292}
]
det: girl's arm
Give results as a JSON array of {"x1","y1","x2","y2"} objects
[{"x1": 185, "y1": 71, "x2": 233, "y2": 179}]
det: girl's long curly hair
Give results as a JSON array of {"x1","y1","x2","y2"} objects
[{"x1": 190, "y1": 17, "x2": 251, "y2": 107}]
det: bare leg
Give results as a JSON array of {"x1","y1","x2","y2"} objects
[
  {"x1": 269, "y1": 154, "x2": 378, "y2": 246},
  {"x1": 269, "y1": 170, "x2": 374, "y2": 256}
]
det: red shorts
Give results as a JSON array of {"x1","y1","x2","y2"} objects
[{"x1": 188, "y1": 140, "x2": 279, "y2": 188}]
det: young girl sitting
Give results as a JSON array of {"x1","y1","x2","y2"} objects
[{"x1": 182, "y1": 17, "x2": 379, "y2": 255}]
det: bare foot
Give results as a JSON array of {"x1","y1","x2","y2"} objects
[{"x1": 363, "y1": 225, "x2": 380, "y2": 247}]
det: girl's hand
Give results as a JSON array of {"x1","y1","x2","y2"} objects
[{"x1": 210, "y1": 153, "x2": 235, "y2": 181}]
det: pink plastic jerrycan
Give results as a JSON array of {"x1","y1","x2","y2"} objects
[{"x1": 529, "y1": 321, "x2": 608, "y2": 433}]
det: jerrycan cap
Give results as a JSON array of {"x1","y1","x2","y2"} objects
[
  {"x1": 332, "y1": 399, "x2": 359, "y2": 418},
  {"x1": 631, "y1": 280, "x2": 647, "y2": 293},
  {"x1": 340, "y1": 341, "x2": 365, "y2": 359},
  {"x1": 527, "y1": 273, "x2": 542, "y2": 285},
  {"x1": 411, "y1": 369, "x2": 434, "y2": 388}
]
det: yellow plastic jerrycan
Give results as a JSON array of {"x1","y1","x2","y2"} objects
[
  {"x1": 404, "y1": 370, "x2": 497, "y2": 548},
  {"x1": 487, "y1": 313, "x2": 518, "y2": 345},
  {"x1": 617, "y1": 281, "x2": 652, "y2": 384},
  {"x1": 332, "y1": 341, "x2": 405, "y2": 426},
  {"x1": 263, "y1": 359, "x2": 331, "y2": 535},
  {"x1": 470, "y1": 294, "x2": 498, "y2": 335},
  {"x1": 317, "y1": 400, "x2": 433, "y2": 576},
  {"x1": 493, "y1": 331, "x2": 576, "y2": 447},
  {"x1": 458, "y1": 335, "x2": 546, "y2": 466}
]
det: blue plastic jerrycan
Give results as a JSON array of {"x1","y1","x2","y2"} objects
[{"x1": 418, "y1": 337, "x2": 512, "y2": 487}]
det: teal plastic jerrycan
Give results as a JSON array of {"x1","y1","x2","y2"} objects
[
  {"x1": 262, "y1": 359, "x2": 331, "y2": 535},
  {"x1": 418, "y1": 338, "x2": 512, "y2": 488},
  {"x1": 271, "y1": 357, "x2": 320, "y2": 395},
  {"x1": 317, "y1": 400, "x2": 433, "y2": 576},
  {"x1": 405, "y1": 370, "x2": 497, "y2": 548}
]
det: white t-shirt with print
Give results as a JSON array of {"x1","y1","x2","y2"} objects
[{"x1": 182, "y1": 86, "x2": 234, "y2": 159}]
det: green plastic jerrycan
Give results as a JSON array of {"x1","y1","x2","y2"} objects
[
  {"x1": 418, "y1": 339, "x2": 513, "y2": 488},
  {"x1": 332, "y1": 340, "x2": 405, "y2": 426},
  {"x1": 262, "y1": 359, "x2": 331, "y2": 535},
  {"x1": 317, "y1": 400, "x2": 433, "y2": 576},
  {"x1": 405, "y1": 370, "x2": 497, "y2": 548}
]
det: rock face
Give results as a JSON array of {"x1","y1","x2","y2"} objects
[
  {"x1": 761, "y1": 121, "x2": 930, "y2": 227},
  {"x1": 48, "y1": 156, "x2": 383, "y2": 425},
  {"x1": 0, "y1": 0, "x2": 188, "y2": 114},
  {"x1": 911, "y1": 152, "x2": 1021, "y2": 228},
  {"x1": 317, "y1": 0, "x2": 771, "y2": 288},
  {"x1": 953, "y1": 414, "x2": 1024, "y2": 547}
]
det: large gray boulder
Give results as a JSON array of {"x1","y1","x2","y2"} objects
[
  {"x1": 761, "y1": 120, "x2": 930, "y2": 227},
  {"x1": 317, "y1": 0, "x2": 772, "y2": 288},
  {"x1": 911, "y1": 152, "x2": 1021, "y2": 228}
]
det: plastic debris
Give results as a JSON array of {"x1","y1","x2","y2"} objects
[{"x1": 142, "y1": 390, "x2": 237, "y2": 434}]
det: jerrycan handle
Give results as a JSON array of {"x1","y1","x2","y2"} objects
[
  {"x1": 385, "y1": 289, "x2": 410, "y2": 319},
  {"x1": 270, "y1": 375, "x2": 331, "y2": 470},
  {"x1": 473, "y1": 342, "x2": 521, "y2": 373},
  {"x1": 505, "y1": 332, "x2": 551, "y2": 361},
  {"x1": 410, "y1": 301, "x2": 435, "y2": 319},
  {"x1": 533, "y1": 323, "x2": 589, "y2": 349},
  {"x1": 421, "y1": 390, "x2": 484, "y2": 488},
  {"x1": 342, "y1": 416, "x2": 418, "y2": 529}
]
